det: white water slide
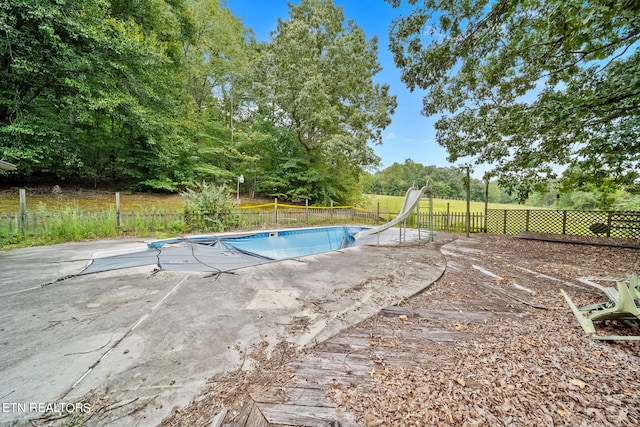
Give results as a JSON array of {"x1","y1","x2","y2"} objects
[{"x1": 354, "y1": 185, "x2": 429, "y2": 239}]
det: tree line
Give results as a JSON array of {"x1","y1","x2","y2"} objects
[
  {"x1": 364, "y1": 160, "x2": 516, "y2": 204},
  {"x1": 366, "y1": 160, "x2": 640, "y2": 211},
  {"x1": 1, "y1": 0, "x2": 395, "y2": 205},
  {"x1": 2, "y1": 0, "x2": 638, "y2": 209}
]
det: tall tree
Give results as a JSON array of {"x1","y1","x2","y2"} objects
[
  {"x1": 387, "y1": 0, "x2": 640, "y2": 202},
  {"x1": 178, "y1": 0, "x2": 254, "y2": 186},
  {"x1": 1, "y1": 0, "x2": 111, "y2": 176},
  {"x1": 0, "y1": 0, "x2": 190, "y2": 185},
  {"x1": 256, "y1": 0, "x2": 397, "y2": 204}
]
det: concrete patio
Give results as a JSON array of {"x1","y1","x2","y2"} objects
[{"x1": 0, "y1": 229, "x2": 447, "y2": 426}]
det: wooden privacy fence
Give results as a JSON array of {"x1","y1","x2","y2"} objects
[{"x1": 486, "y1": 209, "x2": 640, "y2": 240}]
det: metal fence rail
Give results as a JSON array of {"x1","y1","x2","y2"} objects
[
  {"x1": 487, "y1": 209, "x2": 640, "y2": 239},
  {"x1": 237, "y1": 207, "x2": 381, "y2": 228},
  {"x1": 0, "y1": 207, "x2": 485, "y2": 237}
]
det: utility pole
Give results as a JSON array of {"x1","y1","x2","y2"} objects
[{"x1": 465, "y1": 166, "x2": 471, "y2": 238}]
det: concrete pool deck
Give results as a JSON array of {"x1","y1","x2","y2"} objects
[{"x1": 0, "y1": 229, "x2": 448, "y2": 426}]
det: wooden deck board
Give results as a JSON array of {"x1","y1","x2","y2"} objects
[
  {"x1": 243, "y1": 308, "x2": 508, "y2": 425},
  {"x1": 245, "y1": 405, "x2": 269, "y2": 427},
  {"x1": 250, "y1": 386, "x2": 333, "y2": 407},
  {"x1": 223, "y1": 401, "x2": 256, "y2": 427},
  {"x1": 379, "y1": 306, "x2": 492, "y2": 322},
  {"x1": 258, "y1": 402, "x2": 357, "y2": 427}
]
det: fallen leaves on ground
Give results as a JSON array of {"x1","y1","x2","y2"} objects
[
  {"x1": 162, "y1": 234, "x2": 640, "y2": 426},
  {"x1": 327, "y1": 235, "x2": 640, "y2": 426}
]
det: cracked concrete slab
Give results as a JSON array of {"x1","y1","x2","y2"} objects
[{"x1": 0, "y1": 229, "x2": 449, "y2": 426}]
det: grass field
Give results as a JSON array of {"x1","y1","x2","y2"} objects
[
  {"x1": 363, "y1": 194, "x2": 531, "y2": 213},
  {"x1": 0, "y1": 188, "x2": 531, "y2": 214},
  {"x1": 0, "y1": 188, "x2": 184, "y2": 213}
]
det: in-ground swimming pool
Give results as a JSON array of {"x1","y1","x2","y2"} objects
[
  {"x1": 83, "y1": 226, "x2": 372, "y2": 274},
  {"x1": 187, "y1": 226, "x2": 365, "y2": 260}
]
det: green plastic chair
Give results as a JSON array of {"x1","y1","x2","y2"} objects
[{"x1": 562, "y1": 273, "x2": 640, "y2": 340}]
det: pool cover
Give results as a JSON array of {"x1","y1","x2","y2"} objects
[{"x1": 82, "y1": 226, "x2": 365, "y2": 274}]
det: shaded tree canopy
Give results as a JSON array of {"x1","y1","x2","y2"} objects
[
  {"x1": 1, "y1": 0, "x2": 396, "y2": 205},
  {"x1": 387, "y1": 0, "x2": 640, "y2": 201},
  {"x1": 252, "y1": 0, "x2": 397, "y2": 204}
]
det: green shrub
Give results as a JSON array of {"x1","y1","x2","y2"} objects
[{"x1": 181, "y1": 182, "x2": 238, "y2": 232}]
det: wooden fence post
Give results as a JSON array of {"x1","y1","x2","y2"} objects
[
  {"x1": 115, "y1": 192, "x2": 121, "y2": 228},
  {"x1": 503, "y1": 209, "x2": 508, "y2": 234},
  {"x1": 19, "y1": 189, "x2": 27, "y2": 234},
  {"x1": 446, "y1": 202, "x2": 450, "y2": 231},
  {"x1": 465, "y1": 166, "x2": 470, "y2": 238},
  {"x1": 484, "y1": 174, "x2": 489, "y2": 233}
]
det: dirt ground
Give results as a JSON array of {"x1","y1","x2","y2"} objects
[{"x1": 163, "y1": 234, "x2": 640, "y2": 426}]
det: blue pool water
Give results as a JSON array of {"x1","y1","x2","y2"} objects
[{"x1": 218, "y1": 226, "x2": 366, "y2": 259}]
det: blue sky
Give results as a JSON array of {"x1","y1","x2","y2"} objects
[{"x1": 226, "y1": 0, "x2": 458, "y2": 173}]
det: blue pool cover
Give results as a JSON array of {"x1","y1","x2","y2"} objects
[
  {"x1": 82, "y1": 226, "x2": 368, "y2": 274},
  {"x1": 212, "y1": 226, "x2": 360, "y2": 259}
]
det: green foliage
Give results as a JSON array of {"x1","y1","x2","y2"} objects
[
  {"x1": 0, "y1": 206, "x2": 117, "y2": 248},
  {"x1": 366, "y1": 160, "x2": 639, "y2": 210},
  {"x1": 2, "y1": 0, "x2": 394, "y2": 206},
  {"x1": 181, "y1": 182, "x2": 238, "y2": 232},
  {"x1": 253, "y1": 0, "x2": 397, "y2": 204},
  {"x1": 0, "y1": 204, "x2": 190, "y2": 249},
  {"x1": 43, "y1": 207, "x2": 117, "y2": 242},
  {"x1": 388, "y1": 0, "x2": 640, "y2": 200},
  {"x1": 613, "y1": 194, "x2": 640, "y2": 211},
  {"x1": 0, "y1": 0, "x2": 251, "y2": 191},
  {"x1": 366, "y1": 160, "x2": 488, "y2": 201},
  {"x1": 137, "y1": 178, "x2": 188, "y2": 193}
]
